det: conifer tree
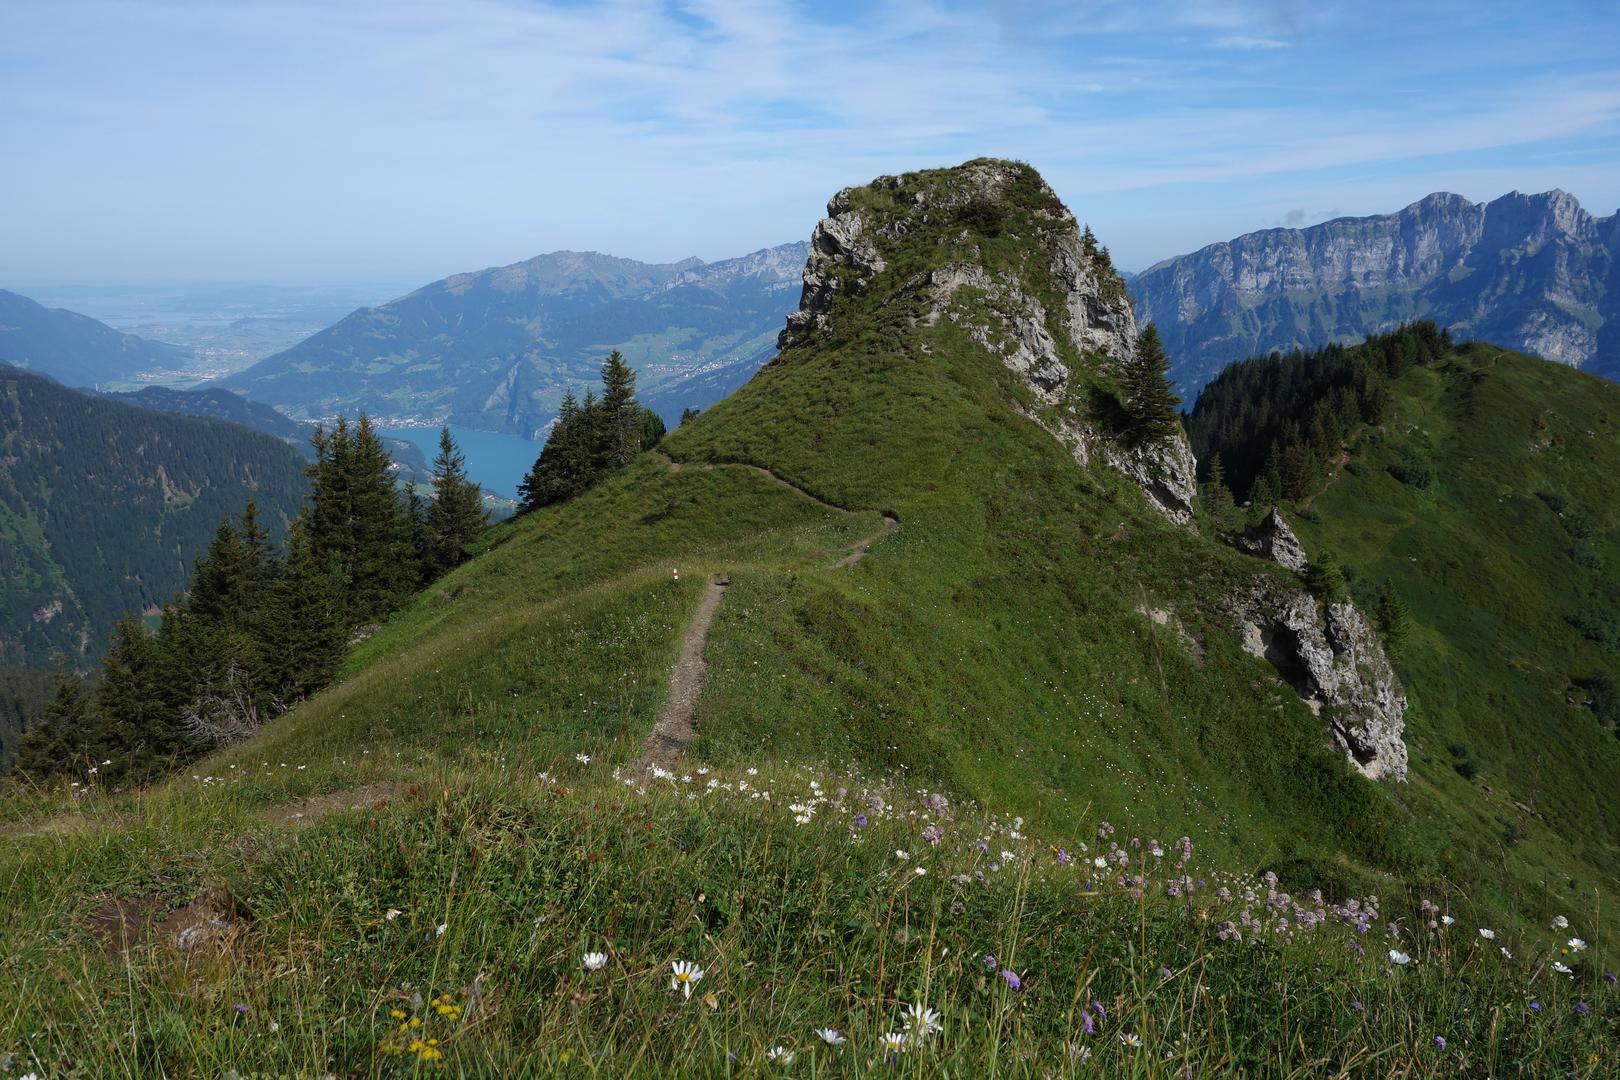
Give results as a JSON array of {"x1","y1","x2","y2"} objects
[
  {"x1": 340, "y1": 416, "x2": 418, "y2": 619},
  {"x1": 1121, "y1": 325, "x2": 1182, "y2": 445},
  {"x1": 11, "y1": 659, "x2": 96, "y2": 779},
  {"x1": 597, "y1": 351, "x2": 640, "y2": 470},
  {"x1": 255, "y1": 523, "x2": 349, "y2": 704},
  {"x1": 97, "y1": 614, "x2": 186, "y2": 781},
  {"x1": 1203, "y1": 453, "x2": 1239, "y2": 532},
  {"x1": 680, "y1": 406, "x2": 701, "y2": 426},
  {"x1": 423, "y1": 427, "x2": 488, "y2": 579},
  {"x1": 640, "y1": 408, "x2": 667, "y2": 450},
  {"x1": 189, "y1": 502, "x2": 273, "y2": 628}
]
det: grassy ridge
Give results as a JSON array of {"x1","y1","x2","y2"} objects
[{"x1": 4, "y1": 163, "x2": 1620, "y2": 1074}]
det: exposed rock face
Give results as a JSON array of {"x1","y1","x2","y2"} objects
[
  {"x1": 1235, "y1": 507, "x2": 1309, "y2": 571},
  {"x1": 1229, "y1": 579, "x2": 1409, "y2": 781},
  {"x1": 1132, "y1": 189, "x2": 1619, "y2": 395},
  {"x1": 779, "y1": 159, "x2": 1196, "y2": 523}
]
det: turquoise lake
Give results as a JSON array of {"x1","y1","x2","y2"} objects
[{"x1": 379, "y1": 426, "x2": 540, "y2": 500}]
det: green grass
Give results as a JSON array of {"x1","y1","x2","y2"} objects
[
  {"x1": 4, "y1": 162, "x2": 1619, "y2": 1075},
  {"x1": 4, "y1": 763, "x2": 1615, "y2": 1077}
]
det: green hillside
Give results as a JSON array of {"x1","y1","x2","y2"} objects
[
  {"x1": 3, "y1": 163, "x2": 1615, "y2": 1076},
  {"x1": 0, "y1": 363, "x2": 309, "y2": 668}
]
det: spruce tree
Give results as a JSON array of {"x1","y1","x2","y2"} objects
[
  {"x1": 98, "y1": 615, "x2": 185, "y2": 781},
  {"x1": 598, "y1": 351, "x2": 640, "y2": 469},
  {"x1": 255, "y1": 522, "x2": 349, "y2": 705},
  {"x1": 640, "y1": 408, "x2": 667, "y2": 450},
  {"x1": 11, "y1": 659, "x2": 96, "y2": 779},
  {"x1": 1121, "y1": 325, "x2": 1181, "y2": 445},
  {"x1": 424, "y1": 427, "x2": 488, "y2": 578},
  {"x1": 189, "y1": 502, "x2": 272, "y2": 628},
  {"x1": 343, "y1": 416, "x2": 419, "y2": 619},
  {"x1": 1203, "y1": 453, "x2": 1238, "y2": 532}
]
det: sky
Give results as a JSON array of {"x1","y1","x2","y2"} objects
[{"x1": 3, "y1": 0, "x2": 1619, "y2": 287}]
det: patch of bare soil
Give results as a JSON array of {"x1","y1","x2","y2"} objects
[
  {"x1": 263, "y1": 781, "x2": 403, "y2": 826},
  {"x1": 86, "y1": 887, "x2": 240, "y2": 959}
]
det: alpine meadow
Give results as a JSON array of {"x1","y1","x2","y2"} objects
[
  {"x1": 4, "y1": 158, "x2": 1619, "y2": 1077},
  {"x1": 5, "y1": 3, "x2": 1620, "y2": 1076}
]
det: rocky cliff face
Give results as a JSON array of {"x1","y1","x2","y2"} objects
[
  {"x1": 1132, "y1": 190, "x2": 1618, "y2": 396},
  {"x1": 779, "y1": 160, "x2": 1196, "y2": 522},
  {"x1": 1225, "y1": 507, "x2": 1408, "y2": 781}
]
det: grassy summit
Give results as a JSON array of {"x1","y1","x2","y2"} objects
[{"x1": 3, "y1": 162, "x2": 1617, "y2": 1075}]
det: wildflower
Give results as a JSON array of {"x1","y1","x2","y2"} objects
[
  {"x1": 1501, "y1": 946, "x2": 1513, "y2": 958},
  {"x1": 905, "y1": 1002, "x2": 943, "y2": 1039},
  {"x1": 814, "y1": 1027, "x2": 846, "y2": 1046},
  {"x1": 1530, "y1": 1001, "x2": 1541, "y2": 1012},
  {"x1": 390, "y1": 1008, "x2": 407, "y2": 1020},
  {"x1": 385, "y1": 908, "x2": 402, "y2": 921},
  {"x1": 1553, "y1": 961, "x2": 1573, "y2": 975},
  {"x1": 670, "y1": 960, "x2": 704, "y2": 999},
  {"x1": 575, "y1": 753, "x2": 592, "y2": 764},
  {"x1": 765, "y1": 1046, "x2": 795, "y2": 1065},
  {"x1": 1440, "y1": 915, "x2": 1455, "y2": 926},
  {"x1": 1568, "y1": 938, "x2": 1588, "y2": 952},
  {"x1": 982, "y1": 954, "x2": 999, "y2": 970},
  {"x1": 1478, "y1": 927, "x2": 1496, "y2": 940},
  {"x1": 702, "y1": 991, "x2": 719, "y2": 1010},
  {"x1": 1575, "y1": 1000, "x2": 1591, "y2": 1016},
  {"x1": 913, "y1": 866, "x2": 927, "y2": 876},
  {"x1": 881, "y1": 1031, "x2": 907, "y2": 1056},
  {"x1": 1120, "y1": 1032, "x2": 1142, "y2": 1048},
  {"x1": 1001, "y1": 969, "x2": 1022, "y2": 990},
  {"x1": 895, "y1": 850, "x2": 910, "y2": 860},
  {"x1": 1434, "y1": 1035, "x2": 1447, "y2": 1050},
  {"x1": 1552, "y1": 915, "x2": 1569, "y2": 930},
  {"x1": 1604, "y1": 972, "x2": 1617, "y2": 987},
  {"x1": 435, "y1": 923, "x2": 447, "y2": 938},
  {"x1": 1350, "y1": 1001, "x2": 1364, "y2": 1013},
  {"x1": 583, "y1": 951, "x2": 608, "y2": 971},
  {"x1": 853, "y1": 812, "x2": 869, "y2": 828},
  {"x1": 233, "y1": 1003, "x2": 248, "y2": 1014},
  {"x1": 1388, "y1": 950, "x2": 1411, "y2": 965}
]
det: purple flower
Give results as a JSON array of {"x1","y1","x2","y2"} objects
[
  {"x1": 853, "y1": 813, "x2": 868, "y2": 828},
  {"x1": 1575, "y1": 1000, "x2": 1591, "y2": 1016},
  {"x1": 1433, "y1": 1036, "x2": 1446, "y2": 1050},
  {"x1": 1529, "y1": 1001, "x2": 1540, "y2": 1012},
  {"x1": 1056, "y1": 848, "x2": 1069, "y2": 864},
  {"x1": 233, "y1": 1003, "x2": 249, "y2": 1014},
  {"x1": 1350, "y1": 1001, "x2": 1364, "y2": 1013},
  {"x1": 1605, "y1": 972, "x2": 1618, "y2": 987},
  {"x1": 1000, "y1": 969, "x2": 1022, "y2": 991},
  {"x1": 1090, "y1": 1001, "x2": 1107, "y2": 1020},
  {"x1": 1081, "y1": 1012, "x2": 1095, "y2": 1035},
  {"x1": 982, "y1": 954, "x2": 998, "y2": 970}
]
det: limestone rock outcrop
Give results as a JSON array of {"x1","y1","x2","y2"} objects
[
  {"x1": 778, "y1": 159, "x2": 1196, "y2": 523},
  {"x1": 1235, "y1": 507, "x2": 1309, "y2": 571},
  {"x1": 1228, "y1": 580, "x2": 1409, "y2": 781}
]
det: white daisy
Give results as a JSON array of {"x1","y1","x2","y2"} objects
[
  {"x1": 669, "y1": 960, "x2": 704, "y2": 999},
  {"x1": 814, "y1": 1027, "x2": 846, "y2": 1046},
  {"x1": 582, "y1": 951, "x2": 608, "y2": 971}
]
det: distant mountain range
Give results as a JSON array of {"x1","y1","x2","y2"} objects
[
  {"x1": 0, "y1": 362, "x2": 309, "y2": 666},
  {"x1": 0, "y1": 288, "x2": 193, "y2": 388},
  {"x1": 1132, "y1": 190, "x2": 1619, "y2": 396},
  {"x1": 217, "y1": 244, "x2": 809, "y2": 436}
]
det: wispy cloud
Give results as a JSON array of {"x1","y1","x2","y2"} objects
[{"x1": 0, "y1": 0, "x2": 1616, "y2": 281}]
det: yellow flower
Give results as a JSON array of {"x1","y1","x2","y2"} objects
[
  {"x1": 390, "y1": 1008, "x2": 406, "y2": 1020},
  {"x1": 702, "y1": 991, "x2": 719, "y2": 1010}
]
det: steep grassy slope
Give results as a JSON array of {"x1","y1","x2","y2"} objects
[
  {"x1": 1282, "y1": 342, "x2": 1620, "y2": 913},
  {"x1": 3, "y1": 164, "x2": 1617, "y2": 1075}
]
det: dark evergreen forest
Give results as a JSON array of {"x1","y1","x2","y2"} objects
[{"x1": 0, "y1": 362, "x2": 309, "y2": 665}]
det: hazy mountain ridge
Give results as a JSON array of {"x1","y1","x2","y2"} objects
[
  {"x1": 0, "y1": 288, "x2": 193, "y2": 388},
  {"x1": 219, "y1": 243, "x2": 811, "y2": 436},
  {"x1": 1131, "y1": 189, "x2": 1619, "y2": 394}
]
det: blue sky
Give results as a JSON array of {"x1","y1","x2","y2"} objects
[{"x1": 3, "y1": 0, "x2": 1618, "y2": 285}]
